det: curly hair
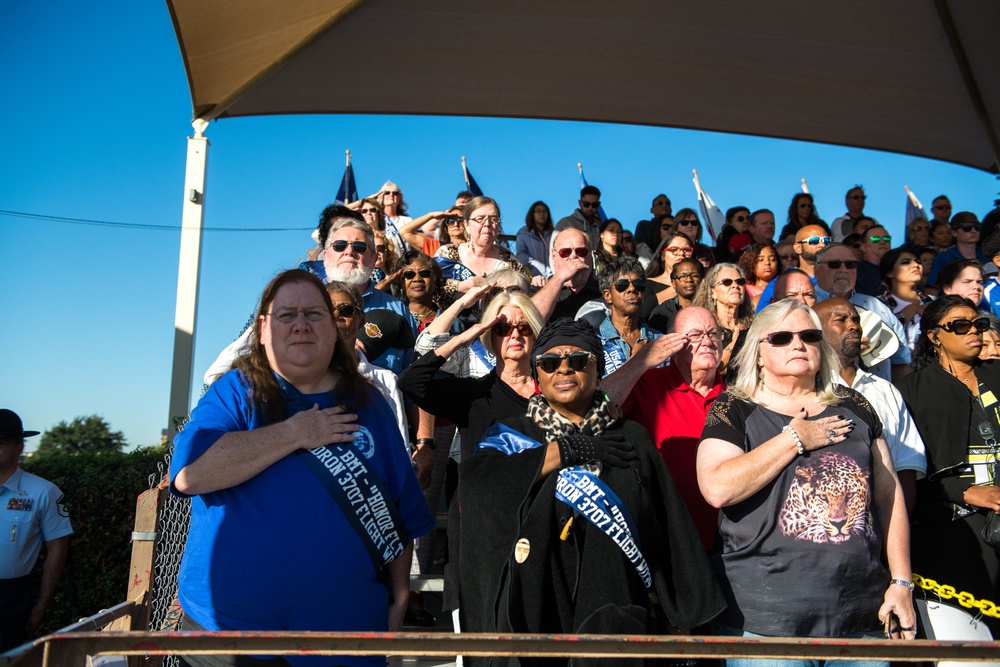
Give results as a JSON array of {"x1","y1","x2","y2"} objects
[
  {"x1": 738, "y1": 243, "x2": 781, "y2": 284},
  {"x1": 232, "y1": 270, "x2": 369, "y2": 424}
]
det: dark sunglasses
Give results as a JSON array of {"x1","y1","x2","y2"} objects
[
  {"x1": 493, "y1": 322, "x2": 534, "y2": 338},
  {"x1": 375, "y1": 244, "x2": 389, "y2": 253},
  {"x1": 331, "y1": 303, "x2": 358, "y2": 318},
  {"x1": 936, "y1": 318, "x2": 990, "y2": 335},
  {"x1": 716, "y1": 278, "x2": 747, "y2": 287},
  {"x1": 956, "y1": 224, "x2": 981, "y2": 233},
  {"x1": 403, "y1": 269, "x2": 434, "y2": 280},
  {"x1": 677, "y1": 219, "x2": 698, "y2": 226},
  {"x1": 446, "y1": 218, "x2": 465, "y2": 226},
  {"x1": 328, "y1": 240, "x2": 369, "y2": 254},
  {"x1": 557, "y1": 247, "x2": 590, "y2": 259},
  {"x1": 761, "y1": 329, "x2": 824, "y2": 346},
  {"x1": 733, "y1": 214, "x2": 749, "y2": 222},
  {"x1": 613, "y1": 278, "x2": 647, "y2": 293},
  {"x1": 821, "y1": 260, "x2": 859, "y2": 270},
  {"x1": 535, "y1": 351, "x2": 593, "y2": 374},
  {"x1": 580, "y1": 201, "x2": 601, "y2": 209},
  {"x1": 868, "y1": 235, "x2": 892, "y2": 243},
  {"x1": 487, "y1": 285, "x2": 524, "y2": 299}
]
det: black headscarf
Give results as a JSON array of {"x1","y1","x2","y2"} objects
[{"x1": 530, "y1": 317, "x2": 605, "y2": 377}]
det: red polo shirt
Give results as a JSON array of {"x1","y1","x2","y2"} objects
[{"x1": 622, "y1": 363, "x2": 724, "y2": 550}]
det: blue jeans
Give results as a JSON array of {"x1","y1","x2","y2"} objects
[{"x1": 712, "y1": 620, "x2": 888, "y2": 667}]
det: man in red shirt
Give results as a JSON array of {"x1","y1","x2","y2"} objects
[{"x1": 604, "y1": 307, "x2": 725, "y2": 550}]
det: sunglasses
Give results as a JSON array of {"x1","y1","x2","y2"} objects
[
  {"x1": 955, "y1": 225, "x2": 980, "y2": 233},
  {"x1": 487, "y1": 285, "x2": 524, "y2": 299},
  {"x1": 798, "y1": 203, "x2": 814, "y2": 209},
  {"x1": 493, "y1": 321, "x2": 534, "y2": 338},
  {"x1": 375, "y1": 244, "x2": 389, "y2": 253},
  {"x1": 535, "y1": 350, "x2": 593, "y2": 374},
  {"x1": 360, "y1": 207, "x2": 378, "y2": 214},
  {"x1": 613, "y1": 278, "x2": 647, "y2": 293},
  {"x1": 403, "y1": 269, "x2": 434, "y2": 280},
  {"x1": 936, "y1": 318, "x2": 990, "y2": 335},
  {"x1": 761, "y1": 329, "x2": 824, "y2": 346},
  {"x1": 328, "y1": 240, "x2": 369, "y2": 254},
  {"x1": 800, "y1": 236, "x2": 831, "y2": 245},
  {"x1": 677, "y1": 219, "x2": 698, "y2": 226},
  {"x1": 446, "y1": 218, "x2": 465, "y2": 226},
  {"x1": 716, "y1": 278, "x2": 747, "y2": 287},
  {"x1": 672, "y1": 272, "x2": 701, "y2": 281},
  {"x1": 733, "y1": 215, "x2": 749, "y2": 222},
  {"x1": 331, "y1": 303, "x2": 358, "y2": 318},
  {"x1": 557, "y1": 247, "x2": 590, "y2": 259},
  {"x1": 868, "y1": 235, "x2": 892, "y2": 243},
  {"x1": 580, "y1": 201, "x2": 601, "y2": 209},
  {"x1": 821, "y1": 260, "x2": 859, "y2": 270}
]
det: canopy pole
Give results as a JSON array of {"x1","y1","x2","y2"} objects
[{"x1": 167, "y1": 119, "x2": 210, "y2": 441}]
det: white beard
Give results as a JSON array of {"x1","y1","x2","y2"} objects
[{"x1": 326, "y1": 265, "x2": 371, "y2": 287}]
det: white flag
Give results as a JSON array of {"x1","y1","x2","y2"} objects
[
  {"x1": 904, "y1": 186, "x2": 925, "y2": 226},
  {"x1": 692, "y1": 170, "x2": 724, "y2": 243}
]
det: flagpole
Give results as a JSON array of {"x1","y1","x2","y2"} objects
[
  {"x1": 801, "y1": 178, "x2": 810, "y2": 194},
  {"x1": 462, "y1": 155, "x2": 469, "y2": 187}
]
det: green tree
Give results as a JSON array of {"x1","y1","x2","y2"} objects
[{"x1": 36, "y1": 415, "x2": 127, "y2": 456}]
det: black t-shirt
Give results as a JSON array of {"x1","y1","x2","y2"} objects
[{"x1": 701, "y1": 386, "x2": 889, "y2": 637}]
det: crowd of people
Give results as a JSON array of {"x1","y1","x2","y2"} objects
[{"x1": 163, "y1": 181, "x2": 1000, "y2": 667}]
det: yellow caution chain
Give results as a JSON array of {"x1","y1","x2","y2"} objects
[{"x1": 913, "y1": 573, "x2": 1000, "y2": 619}]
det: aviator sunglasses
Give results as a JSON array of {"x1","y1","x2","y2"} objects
[
  {"x1": 535, "y1": 351, "x2": 594, "y2": 374},
  {"x1": 557, "y1": 247, "x2": 590, "y2": 259},
  {"x1": 328, "y1": 240, "x2": 369, "y2": 254},
  {"x1": 613, "y1": 278, "x2": 647, "y2": 293},
  {"x1": 935, "y1": 318, "x2": 990, "y2": 335},
  {"x1": 761, "y1": 329, "x2": 824, "y2": 346}
]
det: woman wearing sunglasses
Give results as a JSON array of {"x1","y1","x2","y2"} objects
[
  {"x1": 692, "y1": 263, "x2": 755, "y2": 378},
  {"x1": 898, "y1": 295, "x2": 1000, "y2": 635},
  {"x1": 780, "y1": 193, "x2": 830, "y2": 242},
  {"x1": 640, "y1": 231, "x2": 695, "y2": 321},
  {"x1": 585, "y1": 257, "x2": 662, "y2": 376},
  {"x1": 673, "y1": 208, "x2": 716, "y2": 270},
  {"x1": 398, "y1": 289, "x2": 543, "y2": 615},
  {"x1": 434, "y1": 196, "x2": 526, "y2": 309},
  {"x1": 698, "y1": 299, "x2": 916, "y2": 657},
  {"x1": 393, "y1": 251, "x2": 448, "y2": 332},
  {"x1": 878, "y1": 248, "x2": 934, "y2": 352},
  {"x1": 460, "y1": 318, "x2": 725, "y2": 658}
]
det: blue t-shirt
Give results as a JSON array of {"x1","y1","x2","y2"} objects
[{"x1": 170, "y1": 370, "x2": 434, "y2": 667}]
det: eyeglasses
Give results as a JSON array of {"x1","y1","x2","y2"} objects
[
  {"x1": 800, "y1": 236, "x2": 831, "y2": 245},
  {"x1": 936, "y1": 318, "x2": 990, "y2": 335},
  {"x1": 328, "y1": 240, "x2": 369, "y2": 254},
  {"x1": 761, "y1": 329, "x2": 824, "y2": 346},
  {"x1": 403, "y1": 269, "x2": 434, "y2": 280},
  {"x1": 677, "y1": 219, "x2": 698, "y2": 226},
  {"x1": 665, "y1": 246, "x2": 694, "y2": 256},
  {"x1": 820, "y1": 259, "x2": 859, "y2": 270},
  {"x1": 535, "y1": 351, "x2": 594, "y2": 374},
  {"x1": 375, "y1": 244, "x2": 389, "y2": 253},
  {"x1": 716, "y1": 278, "x2": 747, "y2": 287},
  {"x1": 580, "y1": 201, "x2": 601, "y2": 209},
  {"x1": 331, "y1": 303, "x2": 358, "y2": 318},
  {"x1": 469, "y1": 215, "x2": 501, "y2": 226},
  {"x1": 613, "y1": 278, "x2": 647, "y2": 293},
  {"x1": 269, "y1": 308, "x2": 331, "y2": 323},
  {"x1": 446, "y1": 218, "x2": 465, "y2": 226},
  {"x1": 493, "y1": 321, "x2": 534, "y2": 338},
  {"x1": 383, "y1": 191, "x2": 400, "y2": 197},
  {"x1": 955, "y1": 225, "x2": 980, "y2": 233},
  {"x1": 360, "y1": 207, "x2": 378, "y2": 215},
  {"x1": 689, "y1": 329, "x2": 723, "y2": 343},
  {"x1": 557, "y1": 247, "x2": 590, "y2": 259},
  {"x1": 487, "y1": 285, "x2": 524, "y2": 299},
  {"x1": 661, "y1": 223, "x2": 672, "y2": 230},
  {"x1": 672, "y1": 272, "x2": 701, "y2": 281},
  {"x1": 868, "y1": 235, "x2": 891, "y2": 243}
]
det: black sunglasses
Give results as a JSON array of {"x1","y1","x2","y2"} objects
[
  {"x1": 580, "y1": 201, "x2": 601, "y2": 209},
  {"x1": 716, "y1": 278, "x2": 747, "y2": 287},
  {"x1": 535, "y1": 351, "x2": 593, "y2": 374},
  {"x1": 936, "y1": 318, "x2": 990, "y2": 335},
  {"x1": 613, "y1": 278, "x2": 647, "y2": 293},
  {"x1": 331, "y1": 303, "x2": 358, "y2": 318},
  {"x1": 493, "y1": 322, "x2": 534, "y2": 338},
  {"x1": 821, "y1": 260, "x2": 859, "y2": 270},
  {"x1": 956, "y1": 224, "x2": 981, "y2": 233},
  {"x1": 328, "y1": 240, "x2": 369, "y2": 254},
  {"x1": 761, "y1": 329, "x2": 824, "y2": 346},
  {"x1": 403, "y1": 269, "x2": 434, "y2": 280}
]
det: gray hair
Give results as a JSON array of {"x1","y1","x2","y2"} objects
[
  {"x1": 692, "y1": 262, "x2": 755, "y2": 328},
  {"x1": 328, "y1": 218, "x2": 376, "y2": 249},
  {"x1": 728, "y1": 300, "x2": 842, "y2": 406}
]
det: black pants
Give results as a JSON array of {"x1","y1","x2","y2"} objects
[{"x1": 0, "y1": 576, "x2": 32, "y2": 654}]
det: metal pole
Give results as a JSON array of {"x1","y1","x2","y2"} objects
[{"x1": 167, "y1": 119, "x2": 210, "y2": 442}]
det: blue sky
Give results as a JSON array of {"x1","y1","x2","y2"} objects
[{"x1": 2, "y1": 0, "x2": 998, "y2": 449}]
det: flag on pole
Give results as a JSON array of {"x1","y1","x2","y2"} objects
[
  {"x1": 462, "y1": 156, "x2": 483, "y2": 197},
  {"x1": 801, "y1": 178, "x2": 810, "y2": 194},
  {"x1": 904, "y1": 185, "x2": 926, "y2": 225},
  {"x1": 577, "y1": 162, "x2": 607, "y2": 222},
  {"x1": 692, "y1": 169, "x2": 724, "y2": 243},
  {"x1": 334, "y1": 150, "x2": 358, "y2": 205}
]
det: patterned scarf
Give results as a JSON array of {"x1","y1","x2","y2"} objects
[{"x1": 526, "y1": 390, "x2": 618, "y2": 441}]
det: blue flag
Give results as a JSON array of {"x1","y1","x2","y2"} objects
[
  {"x1": 462, "y1": 156, "x2": 483, "y2": 196},
  {"x1": 578, "y1": 163, "x2": 607, "y2": 222},
  {"x1": 334, "y1": 150, "x2": 358, "y2": 205}
]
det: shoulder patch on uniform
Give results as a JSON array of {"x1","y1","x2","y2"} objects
[{"x1": 56, "y1": 494, "x2": 69, "y2": 518}]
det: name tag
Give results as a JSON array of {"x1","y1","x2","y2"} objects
[
  {"x1": 6, "y1": 498, "x2": 33, "y2": 511},
  {"x1": 981, "y1": 390, "x2": 997, "y2": 408}
]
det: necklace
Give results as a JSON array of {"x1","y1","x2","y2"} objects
[{"x1": 410, "y1": 305, "x2": 435, "y2": 321}]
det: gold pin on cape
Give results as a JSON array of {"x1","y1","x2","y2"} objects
[{"x1": 514, "y1": 538, "x2": 530, "y2": 563}]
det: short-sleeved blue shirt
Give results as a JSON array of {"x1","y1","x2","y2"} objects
[{"x1": 1, "y1": 468, "x2": 73, "y2": 579}]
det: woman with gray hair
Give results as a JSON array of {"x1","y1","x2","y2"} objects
[
  {"x1": 692, "y1": 262, "x2": 755, "y2": 377},
  {"x1": 697, "y1": 300, "x2": 915, "y2": 663}
]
